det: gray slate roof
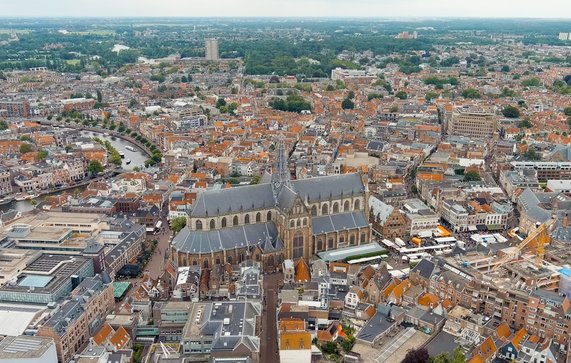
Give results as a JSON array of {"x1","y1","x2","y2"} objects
[
  {"x1": 190, "y1": 173, "x2": 364, "y2": 218},
  {"x1": 311, "y1": 211, "x2": 369, "y2": 235},
  {"x1": 191, "y1": 184, "x2": 274, "y2": 218},
  {"x1": 172, "y1": 222, "x2": 283, "y2": 254}
]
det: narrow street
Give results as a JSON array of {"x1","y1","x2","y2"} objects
[{"x1": 261, "y1": 273, "x2": 281, "y2": 363}]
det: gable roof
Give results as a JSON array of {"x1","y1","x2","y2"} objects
[
  {"x1": 294, "y1": 258, "x2": 311, "y2": 283},
  {"x1": 109, "y1": 326, "x2": 130, "y2": 350},
  {"x1": 93, "y1": 323, "x2": 113, "y2": 346},
  {"x1": 411, "y1": 259, "x2": 437, "y2": 280}
]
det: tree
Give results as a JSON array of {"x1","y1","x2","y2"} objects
[
  {"x1": 20, "y1": 143, "x2": 33, "y2": 154},
  {"x1": 87, "y1": 160, "x2": 104, "y2": 175},
  {"x1": 564, "y1": 107, "x2": 571, "y2": 116},
  {"x1": 429, "y1": 347, "x2": 466, "y2": 363},
  {"x1": 216, "y1": 98, "x2": 227, "y2": 109},
  {"x1": 521, "y1": 77, "x2": 541, "y2": 87},
  {"x1": 37, "y1": 149, "x2": 48, "y2": 161},
  {"x1": 425, "y1": 91, "x2": 438, "y2": 101},
  {"x1": 320, "y1": 342, "x2": 338, "y2": 355},
  {"x1": 518, "y1": 118, "x2": 533, "y2": 128},
  {"x1": 325, "y1": 84, "x2": 335, "y2": 91},
  {"x1": 347, "y1": 90, "x2": 355, "y2": 99},
  {"x1": 341, "y1": 98, "x2": 355, "y2": 110},
  {"x1": 463, "y1": 171, "x2": 482, "y2": 182},
  {"x1": 523, "y1": 148, "x2": 541, "y2": 161},
  {"x1": 462, "y1": 88, "x2": 481, "y2": 99},
  {"x1": 171, "y1": 216, "x2": 187, "y2": 234},
  {"x1": 395, "y1": 91, "x2": 408, "y2": 100},
  {"x1": 0, "y1": 121, "x2": 7, "y2": 131},
  {"x1": 502, "y1": 105, "x2": 521, "y2": 118},
  {"x1": 401, "y1": 348, "x2": 429, "y2": 363},
  {"x1": 96, "y1": 89, "x2": 103, "y2": 103}
]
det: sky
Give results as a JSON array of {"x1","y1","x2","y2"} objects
[{"x1": 3, "y1": 0, "x2": 571, "y2": 18}]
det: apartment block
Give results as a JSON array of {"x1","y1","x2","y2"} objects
[{"x1": 448, "y1": 107, "x2": 497, "y2": 139}]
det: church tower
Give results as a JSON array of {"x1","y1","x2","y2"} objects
[{"x1": 271, "y1": 136, "x2": 292, "y2": 201}]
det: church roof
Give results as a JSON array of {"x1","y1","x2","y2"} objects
[
  {"x1": 191, "y1": 183, "x2": 275, "y2": 218},
  {"x1": 172, "y1": 222, "x2": 283, "y2": 254},
  {"x1": 276, "y1": 185, "x2": 298, "y2": 211},
  {"x1": 293, "y1": 173, "x2": 364, "y2": 203},
  {"x1": 311, "y1": 211, "x2": 369, "y2": 235},
  {"x1": 190, "y1": 173, "x2": 365, "y2": 218}
]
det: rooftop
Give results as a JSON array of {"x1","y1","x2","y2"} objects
[{"x1": 0, "y1": 335, "x2": 55, "y2": 359}]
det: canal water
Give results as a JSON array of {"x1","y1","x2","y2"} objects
[{"x1": 1, "y1": 131, "x2": 148, "y2": 213}]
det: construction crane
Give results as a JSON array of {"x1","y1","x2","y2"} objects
[{"x1": 492, "y1": 218, "x2": 555, "y2": 271}]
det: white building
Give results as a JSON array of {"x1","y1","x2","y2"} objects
[{"x1": 0, "y1": 336, "x2": 58, "y2": 363}]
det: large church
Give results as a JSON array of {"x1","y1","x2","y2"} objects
[{"x1": 171, "y1": 140, "x2": 371, "y2": 271}]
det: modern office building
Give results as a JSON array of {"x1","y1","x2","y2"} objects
[
  {"x1": 205, "y1": 38, "x2": 219, "y2": 61},
  {"x1": 0, "y1": 254, "x2": 94, "y2": 304},
  {"x1": 447, "y1": 107, "x2": 497, "y2": 139}
]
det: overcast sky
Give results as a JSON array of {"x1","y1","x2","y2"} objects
[{"x1": 3, "y1": 0, "x2": 571, "y2": 18}]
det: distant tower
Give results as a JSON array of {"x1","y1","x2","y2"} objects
[
  {"x1": 205, "y1": 38, "x2": 219, "y2": 61},
  {"x1": 271, "y1": 136, "x2": 292, "y2": 200}
]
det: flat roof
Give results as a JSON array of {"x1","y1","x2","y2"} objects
[
  {"x1": 0, "y1": 303, "x2": 46, "y2": 336},
  {"x1": 0, "y1": 335, "x2": 55, "y2": 359},
  {"x1": 19, "y1": 275, "x2": 53, "y2": 288},
  {"x1": 317, "y1": 242, "x2": 384, "y2": 262},
  {"x1": 113, "y1": 282, "x2": 131, "y2": 298}
]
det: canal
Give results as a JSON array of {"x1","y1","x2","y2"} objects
[{"x1": 1, "y1": 130, "x2": 148, "y2": 214}]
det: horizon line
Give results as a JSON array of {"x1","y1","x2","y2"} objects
[{"x1": 1, "y1": 16, "x2": 571, "y2": 20}]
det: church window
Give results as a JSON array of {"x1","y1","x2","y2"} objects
[
  {"x1": 203, "y1": 259, "x2": 209, "y2": 268},
  {"x1": 311, "y1": 205, "x2": 317, "y2": 216},
  {"x1": 221, "y1": 217, "x2": 227, "y2": 228},
  {"x1": 354, "y1": 199, "x2": 361, "y2": 210},
  {"x1": 339, "y1": 236, "x2": 345, "y2": 245},
  {"x1": 328, "y1": 238, "x2": 334, "y2": 249},
  {"x1": 233, "y1": 216, "x2": 239, "y2": 226},
  {"x1": 333, "y1": 202, "x2": 339, "y2": 213},
  {"x1": 245, "y1": 214, "x2": 250, "y2": 224},
  {"x1": 227, "y1": 256, "x2": 233, "y2": 264},
  {"x1": 297, "y1": 219, "x2": 301, "y2": 228},
  {"x1": 322, "y1": 204, "x2": 328, "y2": 215},
  {"x1": 317, "y1": 239, "x2": 323, "y2": 251},
  {"x1": 210, "y1": 219, "x2": 215, "y2": 229},
  {"x1": 293, "y1": 232, "x2": 304, "y2": 259},
  {"x1": 361, "y1": 233, "x2": 366, "y2": 243},
  {"x1": 290, "y1": 220, "x2": 295, "y2": 228},
  {"x1": 344, "y1": 200, "x2": 350, "y2": 212},
  {"x1": 196, "y1": 220, "x2": 202, "y2": 230},
  {"x1": 303, "y1": 218, "x2": 308, "y2": 227},
  {"x1": 267, "y1": 211, "x2": 272, "y2": 221},
  {"x1": 256, "y1": 212, "x2": 261, "y2": 223},
  {"x1": 216, "y1": 257, "x2": 221, "y2": 265},
  {"x1": 350, "y1": 235, "x2": 355, "y2": 245}
]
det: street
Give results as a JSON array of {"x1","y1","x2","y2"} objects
[
  {"x1": 261, "y1": 273, "x2": 281, "y2": 363},
  {"x1": 146, "y1": 217, "x2": 172, "y2": 280}
]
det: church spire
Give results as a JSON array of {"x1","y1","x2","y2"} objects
[{"x1": 271, "y1": 135, "x2": 292, "y2": 200}]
